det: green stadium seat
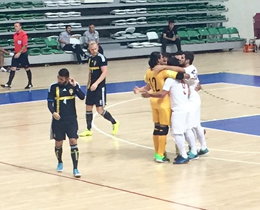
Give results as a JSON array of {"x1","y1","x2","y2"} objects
[
  {"x1": 167, "y1": 0, "x2": 178, "y2": 2},
  {"x1": 0, "y1": 39, "x2": 10, "y2": 47},
  {"x1": 228, "y1": 27, "x2": 245, "y2": 41},
  {"x1": 216, "y1": 5, "x2": 226, "y2": 11},
  {"x1": 33, "y1": 13, "x2": 45, "y2": 19},
  {"x1": 157, "y1": 0, "x2": 167, "y2": 2},
  {"x1": 157, "y1": 7, "x2": 168, "y2": 13},
  {"x1": 0, "y1": 3, "x2": 7, "y2": 9},
  {"x1": 32, "y1": 1, "x2": 44, "y2": 8},
  {"x1": 178, "y1": 30, "x2": 189, "y2": 40},
  {"x1": 41, "y1": 48, "x2": 53, "y2": 55},
  {"x1": 177, "y1": 26, "x2": 187, "y2": 31},
  {"x1": 176, "y1": 16, "x2": 187, "y2": 23},
  {"x1": 52, "y1": 49, "x2": 64, "y2": 54},
  {"x1": 197, "y1": 5, "x2": 207, "y2": 11},
  {"x1": 147, "y1": 8, "x2": 157, "y2": 14},
  {"x1": 28, "y1": 38, "x2": 35, "y2": 45},
  {"x1": 187, "y1": 29, "x2": 200, "y2": 39},
  {"x1": 33, "y1": 37, "x2": 45, "y2": 45},
  {"x1": 8, "y1": 2, "x2": 22, "y2": 9},
  {"x1": 207, "y1": 5, "x2": 217, "y2": 11},
  {"x1": 147, "y1": 0, "x2": 157, "y2": 3},
  {"x1": 8, "y1": 39, "x2": 14, "y2": 46},
  {"x1": 207, "y1": 27, "x2": 220, "y2": 35},
  {"x1": 197, "y1": 16, "x2": 207, "y2": 21},
  {"x1": 8, "y1": 14, "x2": 22, "y2": 20},
  {"x1": 22, "y1": 14, "x2": 34, "y2": 20},
  {"x1": 22, "y1": 2, "x2": 33, "y2": 8},
  {"x1": 44, "y1": 38, "x2": 59, "y2": 47},
  {"x1": 0, "y1": 14, "x2": 6, "y2": 21},
  {"x1": 167, "y1": 7, "x2": 177, "y2": 13},
  {"x1": 35, "y1": 24, "x2": 46, "y2": 30},
  {"x1": 147, "y1": 17, "x2": 157, "y2": 24},
  {"x1": 28, "y1": 48, "x2": 41, "y2": 56},
  {"x1": 187, "y1": 5, "x2": 197, "y2": 12},
  {"x1": 23, "y1": 25, "x2": 35, "y2": 31},
  {"x1": 157, "y1": 16, "x2": 167, "y2": 24},
  {"x1": 177, "y1": 6, "x2": 187, "y2": 12}
]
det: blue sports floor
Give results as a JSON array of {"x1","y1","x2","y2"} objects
[{"x1": 1, "y1": 72, "x2": 260, "y2": 137}]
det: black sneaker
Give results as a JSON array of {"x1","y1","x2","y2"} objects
[
  {"x1": 25, "y1": 84, "x2": 33, "y2": 89},
  {"x1": 1, "y1": 84, "x2": 11, "y2": 88}
]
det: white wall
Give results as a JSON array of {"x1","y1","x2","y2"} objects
[{"x1": 223, "y1": 0, "x2": 260, "y2": 41}]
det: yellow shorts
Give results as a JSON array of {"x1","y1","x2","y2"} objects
[{"x1": 151, "y1": 107, "x2": 171, "y2": 125}]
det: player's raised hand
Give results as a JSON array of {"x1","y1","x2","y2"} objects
[
  {"x1": 69, "y1": 78, "x2": 76, "y2": 87},
  {"x1": 133, "y1": 86, "x2": 140, "y2": 94}
]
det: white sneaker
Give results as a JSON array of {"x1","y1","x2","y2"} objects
[{"x1": 1, "y1": 67, "x2": 7, "y2": 72}]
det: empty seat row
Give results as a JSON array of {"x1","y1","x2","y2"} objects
[{"x1": 177, "y1": 27, "x2": 245, "y2": 44}]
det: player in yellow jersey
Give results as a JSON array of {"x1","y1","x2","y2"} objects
[{"x1": 134, "y1": 51, "x2": 185, "y2": 163}]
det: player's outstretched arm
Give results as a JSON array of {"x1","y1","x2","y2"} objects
[
  {"x1": 153, "y1": 65, "x2": 185, "y2": 74},
  {"x1": 141, "y1": 90, "x2": 168, "y2": 98},
  {"x1": 133, "y1": 84, "x2": 150, "y2": 94}
]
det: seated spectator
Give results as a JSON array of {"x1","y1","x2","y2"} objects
[
  {"x1": 59, "y1": 25, "x2": 87, "y2": 64},
  {"x1": 161, "y1": 19, "x2": 181, "y2": 53},
  {"x1": 83, "y1": 23, "x2": 104, "y2": 54},
  {"x1": 0, "y1": 46, "x2": 13, "y2": 72}
]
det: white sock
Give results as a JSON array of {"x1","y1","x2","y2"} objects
[
  {"x1": 173, "y1": 134, "x2": 187, "y2": 158},
  {"x1": 184, "y1": 129, "x2": 197, "y2": 155},
  {"x1": 194, "y1": 125, "x2": 207, "y2": 150}
]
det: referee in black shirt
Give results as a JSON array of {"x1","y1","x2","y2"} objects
[
  {"x1": 47, "y1": 68, "x2": 85, "y2": 178},
  {"x1": 79, "y1": 41, "x2": 119, "y2": 137},
  {"x1": 161, "y1": 19, "x2": 182, "y2": 53}
]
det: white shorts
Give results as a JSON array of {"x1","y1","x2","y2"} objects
[
  {"x1": 188, "y1": 100, "x2": 201, "y2": 128},
  {"x1": 170, "y1": 111, "x2": 189, "y2": 135}
]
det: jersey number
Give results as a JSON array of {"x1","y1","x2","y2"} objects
[
  {"x1": 149, "y1": 77, "x2": 160, "y2": 92},
  {"x1": 181, "y1": 80, "x2": 187, "y2": 95}
]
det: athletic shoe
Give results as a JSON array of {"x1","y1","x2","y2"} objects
[
  {"x1": 198, "y1": 148, "x2": 209, "y2": 156},
  {"x1": 73, "y1": 169, "x2": 81, "y2": 178},
  {"x1": 1, "y1": 67, "x2": 7, "y2": 72},
  {"x1": 112, "y1": 121, "x2": 120, "y2": 135},
  {"x1": 187, "y1": 151, "x2": 199, "y2": 160},
  {"x1": 1, "y1": 84, "x2": 11, "y2": 88},
  {"x1": 25, "y1": 84, "x2": 33, "y2": 89},
  {"x1": 79, "y1": 129, "x2": 92, "y2": 137},
  {"x1": 173, "y1": 156, "x2": 189, "y2": 164},
  {"x1": 56, "y1": 163, "x2": 63, "y2": 172},
  {"x1": 155, "y1": 153, "x2": 170, "y2": 163}
]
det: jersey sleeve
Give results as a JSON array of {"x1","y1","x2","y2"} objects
[
  {"x1": 144, "y1": 69, "x2": 149, "y2": 83},
  {"x1": 99, "y1": 54, "x2": 107, "y2": 67},
  {"x1": 47, "y1": 85, "x2": 55, "y2": 102},
  {"x1": 162, "y1": 70, "x2": 178, "y2": 79},
  {"x1": 163, "y1": 78, "x2": 174, "y2": 91},
  {"x1": 22, "y1": 33, "x2": 28, "y2": 46}
]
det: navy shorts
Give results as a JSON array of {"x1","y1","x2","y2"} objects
[
  {"x1": 85, "y1": 86, "x2": 106, "y2": 107},
  {"x1": 11, "y1": 52, "x2": 30, "y2": 68},
  {"x1": 51, "y1": 117, "x2": 78, "y2": 141}
]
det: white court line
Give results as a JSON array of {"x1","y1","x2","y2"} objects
[{"x1": 92, "y1": 97, "x2": 260, "y2": 163}]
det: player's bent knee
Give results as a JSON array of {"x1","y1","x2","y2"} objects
[{"x1": 160, "y1": 126, "x2": 169, "y2": 135}]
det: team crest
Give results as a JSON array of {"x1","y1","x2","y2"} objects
[{"x1": 69, "y1": 89, "x2": 73, "y2": 95}]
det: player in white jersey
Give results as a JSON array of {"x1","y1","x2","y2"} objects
[
  {"x1": 141, "y1": 59, "x2": 194, "y2": 164},
  {"x1": 179, "y1": 51, "x2": 209, "y2": 155}
]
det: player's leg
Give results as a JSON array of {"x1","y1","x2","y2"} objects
[
  {"x1": 79, "y1": 90, "x2": 94, "y2": 137},
  {"x1": 171, "y1": 111, "x2": 189, "y2": 164},
  {"x1": 0, "y1": 51, "x2": 6, "y2": 72},
  {"x1": 52, "y1": 119, "x2": 65, "y2": 172},
  {"x1": 1, "y1": 56, "x2": 18, "y2": 88},
  {"x1": 155, "y1": 108, "x2": 171, "y2": 163},
  {"x1": 151, "y1": 108, "x2": 160, "y2": 159},
  {"x1": 96, "y1": 87, "x2": 119, "y2": 135},
  {"x1": 67, "y1": 118, "x2": 81, "y2": 178},
  {"x1": 184, "y1": 111, "x2": 198, "y2": 159},
  {"x1": 22, "y1": 53, "x2": 33, "y2": 89}
]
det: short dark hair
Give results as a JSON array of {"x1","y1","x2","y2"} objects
[
  {"x1": 14, "y1": 22, "x2": 21, "y2": 26},
  {"x1": 167, "y1": 57, "x2": 180, "y2": 66},
  {"x1": 58, "y1": 68, "x2": 70, "y2": 78},
  {"x1": 168, "y1": 19, "x2": 175, "y2": 24},
  {"x1": 183, "y1": 51, "x2": 194, "y2": 65},
  {"x1": 89, "y1": 23, "x2": 94, "y2": 26},
  {"x1": 148, "y1": 51, "x2": 161, "y2": 69},
  {"x1": 162, "y1": 52, "x2": 171, "y2": 59},
  {"x1": 65, "y1": 25, "x2": 71, "y2": 29},
  {"x1": 174, "y1": 51, "x2": 184, "y2": 56}
]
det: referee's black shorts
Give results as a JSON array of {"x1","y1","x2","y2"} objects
[
  {"x1": 51, "y1": 117, "x2": 79, "y2": 141},
  {"x1": 11, "y1": 52, "x2": 30, "y2": 68}
]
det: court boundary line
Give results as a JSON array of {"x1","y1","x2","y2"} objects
[{"x1": 0, "y1": 160, "x2": 207, "y2": 210}]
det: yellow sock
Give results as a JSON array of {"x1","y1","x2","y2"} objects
[
  {"x1": 153, "y1": 135, "x2": 159, "y2": 153},
  {"x1": 158, "y1": 135, "x2": 167, "y2": 157}
]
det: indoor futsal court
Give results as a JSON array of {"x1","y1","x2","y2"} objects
[{"x1": 1, "y1": 51, "x2": 260, "y2": 210}]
